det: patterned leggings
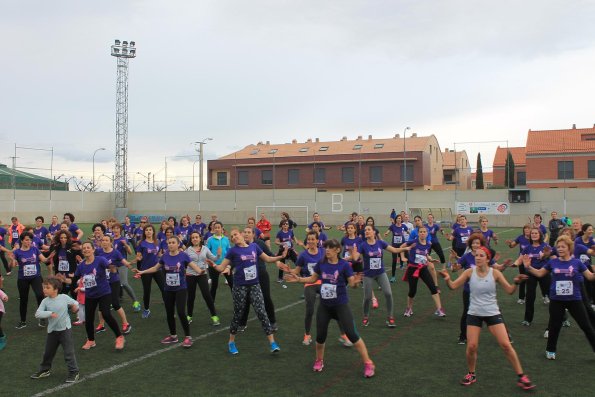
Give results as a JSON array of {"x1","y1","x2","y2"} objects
[{"x1": 230, "y1": 284, "x2": 273, "y2": 335}]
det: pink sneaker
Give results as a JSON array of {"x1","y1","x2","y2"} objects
[
  {"x1": 73, "y1": 320, "x2": 85, "y2": 326},
  {"x1": 372, "y1": 297, "x2": 379, "y2": 309},
  {"x1": 364, "y1": 361, "x2": 375, "y2": 378},
  {"x1": 313, "y1": 359, "x2": 324, "y2": 372},
  {"x1": 182, "y1": 336, "x2": 193, "y2": 348},
  {"x1": 161, "y1": 335, "x2": 179, "y2": 344},
  {"x1": 435, "y1": 308, "x2": 446, "y2": 317},
  {"x1": 81, "y1": 340, "x2": 96, "y2": 350}
]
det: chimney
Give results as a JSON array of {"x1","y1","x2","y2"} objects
[
  {"x1": 411, "y1": 133, "x2": 417, "y2": 137},
  {"x1": 357, "y1": 135, "x2": 362, "y2": 140},
  {"x1": 341, "y1": 136, "x2": 347, "y2": 141},
  {"x1": 572, "y1": 124, "x2": 576, "y2": 129},
  {"x1": 257, "y1": 141, "x2": 263, "y2": 145},
  {"x1": 445, "y1": 147, "x2": 448, "y2": 152},
  {"x1": 292, "y1": 139, "x2": 297, "y2": 144},
  {"x1": 307, "y1": 138, "x2": 312, "y2": 143},
  {"x1": 368, "y1": 134, "x2": 372, "y2": 140},
  {"x1": 266, "y1": 140, "x2": 270, "y2": 145},
  {"x1": 394, "y1": 134, "x2": 400, "y2": 138},
  {"x1": 315, "y1": 138, "x2": 319, "y2": 143}
]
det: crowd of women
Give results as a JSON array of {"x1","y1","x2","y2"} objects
[{"x1": 1, "y1": 209, "x2": 594, "y2": 389}]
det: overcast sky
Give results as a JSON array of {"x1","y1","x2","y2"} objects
[{"x1": 2, "y1": 0, "x2": 594, "y2": 191}]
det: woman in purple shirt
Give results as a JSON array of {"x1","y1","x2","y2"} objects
[
  {"x1": 134, "y1": 225, "x2": 164, "y2": 319},
  {"x1": 507, "y1": 224, "x2": 532, "y2": 304}
]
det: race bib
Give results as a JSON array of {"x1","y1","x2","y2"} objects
[
  {"x1": 555, "y1": 280, "x2": 573, "y2": 296},
  {"x1": 369, "y1": 258, "x2": 382, "y2": 270},
  {"x1": 307, "y1": 263, "x2": 316, "y2": 275},
  {"x1": 166, "y1": 273, "x2": 180, "y2": 287},
  {"x1": 58, "y1": 260, "x2": 69, "y2": 272},
  {"x1": 579, "y1": 254, "x2": 590, "y2": 264},
  {"x1": 461, "y1": 236, "x2": 469, "y2": 243},
  {"x1": 415, "y1": 254, "x2": 427, "y2": 265},
  {"x1": 393, "y1": 235, "x2": 403, "y2": 244},
  {"x1": 283, "y1": 241, "x2": 292, "y2": 249},
  {"x1": 83, "y1": 274, "x2": 97, "y2": 289},
  {"x1": 320, "y1": 283, "x2": 337, "y2": 300},
  {"x1": 105, "y1": 269, "x2": 111, "y2": 280},
  {"x1": 23, "y1": 264, "x2": 37, "y2": 277},
  {"x1": 12, "y1": 231, "x2": 19, "y2": 239},
  {"x1": 243, "y1": 265, "x2": 257, "y2": 281}
]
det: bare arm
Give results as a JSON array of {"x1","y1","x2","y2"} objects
[{"x1": 439, "y1": 268, "x2": 472, "y2": 290}]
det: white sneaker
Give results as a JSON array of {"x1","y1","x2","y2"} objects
[
  {"x1": 517, "y1": 299, "x2": 525, "y2": 305},
  {"x1": 543, "y1": 329, "x2": 549, "y2": 338},
  {"x1": 543, "y1": 296, "x2": 550, "y2": 304}
]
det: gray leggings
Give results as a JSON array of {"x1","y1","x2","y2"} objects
[
  {"x1": 118, "y1": 266, "x2": 137, "y2": 301},
  {"x1": 363, "y1": 273, "x2": 393, "y2": 317}
]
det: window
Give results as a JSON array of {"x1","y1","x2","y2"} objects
[
  {"x1": 268, "y1": 149, "x2": 278, "y2": 154},
  {"x1": 400, "y1": 164, "x2": 414, "y2": 182},
  {"x1": 589, "y1": 160, "x2": 595, "y2": 178},
  {"x1": 250, "y1": 149, "x2": 259, "y2": 155},
  {"x1": 353, "y1": 144, "x2": 363, "y2": 150},
  {"x1": 370, "y1": 166, "x2": 383, "y2": 183},
  {"x1": 517, "y1": 171, "x2": 526, "y2": 186},
  {"x1": 261, "y1": 170, "x2": 273, "y2": 185},
  {"x1": 374, "y1": 143, "x2": 384, "y2": 149},
  {"x1": 216, "y1": 171, "x2": 228, "y2": 186},
  {"x1": 342, "y1": 167, "x2": 354, "y2": 183},
  {"x1": 299, "y1": 147, "x2": 309, "y2": 152},
  {"x1": 319, "y1": 146, "x2": 329, "y2": 152},
  {"x1": 288, "y1": 169, "x2": 300, "y2": 184},
  {"x1": 314, "y1": 167, "x2": 326, "y2": 183},
  {"x1": 582, "y1": 134, "x2": 595, "y2": 141},
  {"x1": 444, "y1": 173, "x2": 453, "y2": 183},
  {"x1": 558, "y1": 161, "x2": 574, "y2": 180},
  {"x1": 237, "y1": 170, "x2": 248, "y2": 186}
]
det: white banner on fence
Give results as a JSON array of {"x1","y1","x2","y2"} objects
[{"x1": 455, "y1": 201, "x2": 510, "y2": 215}]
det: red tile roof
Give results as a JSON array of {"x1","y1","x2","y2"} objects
[
  {"x1": 526, "y1": 126, "x2": 595, "y2": 155},
  {"x1": 493, "y1": 146, "x2": 526, "y2": 167},
  {"x1": 442, "y1": 150, "x2": 469, "y2": 169}
]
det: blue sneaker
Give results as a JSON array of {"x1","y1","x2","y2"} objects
[
  {"x1": 270, "y1": 341, "x2": 280, "y2": 353},
  {"x1": 0, "y1": 335, "x2": 6, "y2": 351},
  {"x1": 228, "y1": 341, "x2": 239, "y2": 355},
  {"x1": 142, "y1": 309, "x2": 151, "y2": 319}
]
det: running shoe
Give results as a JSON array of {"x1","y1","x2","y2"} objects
[
  {"x1": 187, "y1": 316, "x2": 193, "y2": 324},
  {"x1": 38, "y1": 318, "x2": 48, "y2": 327},
  {"x1": 0, "y1": 335, "x2": 6, "y2": 351},
  {"x1": 161, "y1": 335, "x2": 179, "y2": 344},
  {"x1": 543, "y1": 296, "x2": 550, "y2": 304},
  {"x1": 435, "y1": 308, "x2": 446, "y2": 317},
  {"x1": 95, "y1": 324, "x2": 106, "y2": 333},
  {"x1": 81, "y1": 340, "x2": 96, "y2": 350},
  {"x1": 545, "y1": 351, "x2": 556, "y2": 360},
  {"x1": 30, "y1": 370, "x2": 51, "y2": 379},
  {"x1": 517, "y1": 299, "x2": 525, "y2": 305},
  {"x1": 270, "y1": 341, "x2": 281, "y2": 353},
  {"x1": 403, "y1": 307, "x2": 413, "y2": 317},
  {"x1": 65, "y1": 372, "x2": 79, "y2": 383},
  {"x1": 543, "y1": 329, "x2": 549, "y2": 339},
  {"x1": 115, "y1": 336, "x2": 125, "y2": 350},
  {"x1": 15, "y1": 321, "x2": 27, "y2": 330},
  {"x1": 238, "y1": 325, "x2": 247, "y2": 332},
  {"x1": 277, "y1": 278, "x2": 283, "y2": 283},
  {"x1": 372, "y1": 297, "x2": 379, "y2": 309},
  {"x1": 517, "y1": 375, "x2": 536, "y2": 390},
  {"x1": 363, "y1": 361, "x2": 375, "y2": 378},
  {"x1": 211, "y1": 315, "x2": 220, "y2": 326},
  {"x1": 5, "y1": 271, "x2": 10, "y2": 276},
  {"x1": 313, "y1": 359, "x2": 324, "y2": 372},
  {"x1": 339, "y1": 335, "x2": 353, "y2": 347},
  {"x1": 72, "y1": 320, "x2": 84, "y2": 326},
  {"x1": 460, "y1": 373, "x2": 476, "y2": 386},
  {"x1": 389, "y1": 276, "x2": 397, "y2": 283},
  {"x1": 182, "y1": 337, "x2": 193, "y2": 348},
  {"x1": 521, "y1": 320, "x2": 531, "y2": 326},
  {"x1": 142, "y1": 309, "x2": 151, "y2": 319},
  {"x1": 562, "y1": 320, "x2": 571, "y2": 327},
  {"x1": 132, "y1": 301, "x2": 141, "y2": 312},
  {"x1": 302, "y1": 334, "x2": 313, "y2": 345},
  {"x1": 228, "y1": 341, "x2": 239, "y2": 355},
  {"x1": 362, "y1": 317, "x2": 369, "y2": 327},
  {"x1": 457, "y1": 337, "x2": 467, "y2": 345},
  {"x1": 122, "y1": 323, "x2": 132, "y2": 335},
  {"x1": 386, "y1": 316, "x2": 396, "y2": 328}
]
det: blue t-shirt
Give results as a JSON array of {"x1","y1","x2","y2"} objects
[
  {"x1": 314, "y1": 259, "x2": 353, "y2": 306},
  {"x1": 407, "y1": 240, "x2": 432, "y2": 265},
  {"x1": 575, "y1": 237, "x2": 594, "y2": 265},
  {"x1": 159, "y1": 251, "x2": 192, "y2": 291},
  {"x1": 74, "y1": 256, "x2": 112, "y2": 299},
  {"x1": 521, "y1": 243, "x2": 550, "y2": 270},
  {"x1": 407, "y1": 228, "x2": 433, "y2": 244},
  {"x1": 358, "y1": 240, "x2": 388, "y2": 277},
  {"x1": 514, "y1": 234, "x2": 531, "y2": 254},
  {"x1": 276, "y1": 230, "x2": 295, "y2": 249},
  {"x1": 13, "y1": 247, "x2": 42, "y2": 280},
  {"x1": 477, "y1": 229, "x2": 496, "y2": 247},
  {"x1": 206, "y1": 235, "x2": 231, "y2": 265},
  {"x1": 544, "y1": 258, "x2": 587, "y2": 301},
  {"x1": 389, "y1": 224, "x2": 408, "y2": 246},
  {"x1": 317, "y1": 232, "x2": 328, "y2": 248},
  {"x1": 225, "y1": 243, "x2": 264, "y2": 286},
  {"x1": 0, "y1": 227, "x2": 6, "y2": 247},
  {"x1": 48, "y1": 224, "x2": 60, "y2": 236},
  {"x1": 191, "y1": 222, "x2": 207, "y2": 236},
  {"x1": 537, "y1": 224, "x2": 547, "y2": 237},
  {"x1": 33, "y1": 226, "x2": 49, "y2": 242},
  {"x1": 574, "y1": 244, "x2": 592, "y2": 270},
  {"x1": 68, "y1": 223, "x2": 81, "y2": 240},
  {"x1": 133, "y1": 227, "x2": 144, "y2": 242},
  {"x1": 96, "y1": 249, "x2": 123, "y2": 283},
  {"x1": 340, "y1": 236, "x2": 362, "y2": 260},
  {"x1": 176, "y1": 225, "x2": 192, "y2": 243},
  {"x1": 453, "y1": 227, "x2": 474, "y2": 250},
  {"x1": 296, "y1": 248, "x2": 325, "y2": 278},
  {"x1": 137, "y1": 240, "x2": 160, "y2": 270},
  {"x1": 113, "y1": 236, "x2": 129, "y2": 259}
]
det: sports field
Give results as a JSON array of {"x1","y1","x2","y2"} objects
[{"x1": 1, "y1": 225, "x2": 593, "y2": 396}]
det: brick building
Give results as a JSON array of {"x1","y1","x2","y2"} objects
[
  {"x1": 471, "y1": 172, "x2": 493, "y2": 189},
  {"x1": 441, "y1": 149, "x2": 471, "y2": 190},
  {"x1": 207, "y1": 134, "x2": 449, "y2": 191},
  {"x1": 492, "y1": 147, "x2": 526, "y2": 187}
]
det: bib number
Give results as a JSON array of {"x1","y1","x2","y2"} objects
[
  {"x1": 83, "y1": 274, "x2": 97, "y2": 289},
  {"x1": 283, "y1": 241, "x2": 292, "y2": 249},
  {"x1": 393, "y1": 235, "x2": 402, "y2": 244},
  {"x1": 307, "y1": 263, "x2": 316, "y2": 275},
  {"x1": 12, "y1": 231, "x2": 19, "y2": 239},
  {"x1": 23, "y1": 264, "x2": 37, "y2": 277},
  {"x1": 243, "y1": 265, "x2": 257, "y2": 281},
  {"x1": 555, "y1": 280, "x2": 573, "y2": 296},
  {"x1": 320, "y1": 283, "x2": 337, "y2": 300},
  {"x1": 58, "y1": 260, "x2": 69, "y2": 272},
  {"x1": 369, "y1": 258, "x2": 382, "y2": 270},
  {"x1": 461, "y1": 236, "x2": 469, "y2": 243},
  {"x1": 415, "y1": 254, "x2": 427, "y2": 265},
  {"x1": 166, "y1": 273, "x2": 181, "y2": 287}
]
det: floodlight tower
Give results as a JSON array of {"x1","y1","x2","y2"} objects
[{"x1": 110, "y1": 39, "x2": 137, "y2": 210}]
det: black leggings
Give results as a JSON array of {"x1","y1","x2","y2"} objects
[
  {"x1": 110, "y1": 281, "x2": 122, "y2": 311},
  {"x1": 277, "y1": 248, "x2": 298, "y2": 280},
  {"x1": 17, "y1": 277, "x2": 44, "y2": 322},
  {"x1": 586, "y1": 265, "x2": 595, "y2": 304},
  {"x1": 240, "y1": 265, "x2": 276, "y2": 326},
  {"x1": 0, "y1": 252, "x2": 9, "y2": 274},
  {"x1": 460, "y1": 290, "x2": 470, "y2": 339},
  {"x1": 0, "y1": 312, "x2": 4, "y2": 337},
  {"x1": 85, "y1": 294, "x2": 122, "y2": 341},
  {"x1": 186, "y1": 274, "x2": 216, "y2": 317},
  {"x1": 164, "y1": 289, "x2": 190, "y2": 337},
  {"x1": 518, "y1": 264, "x2": 527, "y2": 300},
  {"x1": 207, "y1": 266, "x2": 233, "y2": 301},
  {"x1": 406, "y1": 266, "x2": 438, "y2": 298},
  {"x1": 524, "y1": 274, "x2": 551, "y2": 323},
  {"x1": 430, "y1": 241, "x2": 446, "y2": 264},
  {"x1": 391, "y1": 244, "x2": 405, "y2": 277},
  {"x1": 141, "y1": 272, "x2": 164, "y2": 310},
  {"x1": 316, "y1": 303, "x2": 359, "y2": 344},
  {"x1": 546, "y1": 299, "x2": 595, "y2": 353}
]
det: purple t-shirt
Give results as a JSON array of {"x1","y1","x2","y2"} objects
[
  {"x1": 521, "y1": 243, "x2": 550, "y2": 270},
  {"x1": 74, "y1": 256, "x2": 112, "y2": 299},
  {"x1": 96, "y1": 249, "x2": 123, "y2": 283},
  {"x1": 191, "y1": 222, "x2": 207, "y2": 236},
  {"x1": 478, "y1": 229, "x2": 495, "y2": 247},
  {"x1": 453, "y1": 227, "x2": 474, "y2": 250},
  {"x1": 68, "y1": 223, "x2": 81, "y2": 240},
  {"x1": 225, "y1": 243, "x2": 264, "y2": 286},
  {"x1": 407, "y1": 240, "x2": 432, "y2": 265},
  {"x1": 314, "y1": 259, "x2": 353, "y2": 306},
  {"x1": 123, "y1": 223, "x2": 136, "y2": 239},
  {"x1": 389, "y1": 224, "x2": 408, "y2": 246},
  {"x1": 159, "y1": 251, "x2": 192, "y2": 291},
  {"x1": 358, "y1": 239, "x2": 388, "y2": 277},
  {"x1": 137, "y1": 240, "x2": 160, "y2": 270},
  {"x1": 544, "y1": 258, "x2": 587, "y2": 301},
  {"x1": 425, "y1": 223, "x2": 440, "y2": 237},
  {"x1": 13, "y1": 247, "x2": 42, "y2": 280},
  {"x1": 296, "y1": 248, "x2": 325, "y2": 278},
  {"x1": 276, "y1": 230, "x2": 294, "y2": 249},
  {"x1": 48, "y1": 224, "x2": 60, "y2": 236},
  {"x1": 514, "y1": 235, "x2": 531, "y2": 254},
  {"x1": 113, "y1": 237, "x2": 129, "y2": 259},
  {"x1": 33, "y1": 226, "x2": 49, "y2": 242},
  {"x1": 176, "y1": 225, "x2": 192, "y2": 242},
  {"x1": 340, "y1": 236, "x2": 362, "y2": 260}
]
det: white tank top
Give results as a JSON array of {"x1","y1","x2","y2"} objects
[{"x1": 468, "y1": 267, "x2": 500, "y2": 316}]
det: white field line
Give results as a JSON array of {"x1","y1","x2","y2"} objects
[{"x1": 32, "y1": 300, "x2": 303, "y2": 397}]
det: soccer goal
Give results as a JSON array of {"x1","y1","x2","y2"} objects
[{"x1": 255, "y1": 206, "x2": 310, "y2": 227}]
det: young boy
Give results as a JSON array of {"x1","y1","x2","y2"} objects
[{"x1": 31, "y1": 277, "x2": 80, "y2": 383}]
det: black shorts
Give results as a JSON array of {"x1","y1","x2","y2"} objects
[{"x1": 466, "y1": 313, "x2": 504, "y2": 327}]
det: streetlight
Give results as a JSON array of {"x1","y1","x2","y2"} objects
[
  {"x1": 402, "y1": 126, "x2": 411, "y2": 212},
  {"x1": 192, "y1": 159, "x2": 200, "y2": 190},
  {"x1": 192, "y1": 138, "x2": 213, "y2": 192},
  {"x1": 137, "y1": 171, "x2": 151, "y2": 191},
  {"x1": 92, "y1": 147, "x2": 106, "y2": 191}
]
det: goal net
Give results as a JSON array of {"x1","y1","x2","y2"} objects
[{"x1": 255, "y1": 206, "x2": 310, "y2": 228}]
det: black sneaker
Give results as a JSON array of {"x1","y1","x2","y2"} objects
[
  {"x1": 65, "y1": 372, "x2": 79, "y2": 383},
  {"x1": 457, "y1": 337, "x2": 467, "y2": 345},
  {"x1": 39, "y1": 319, "x2": 48, "y2": 328},
  {"x1": 31, "y1": 370, "x2": 51, "y2": 379},
  {"x1": 15, "y1": 321, "x2": 27, "y2": 330}
]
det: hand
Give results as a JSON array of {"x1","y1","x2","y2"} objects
[
  {"x1": 283, "y1": 273, "x2": 299, "y2": 283},
  {"x1": 75, "y1": 255, "x2": 82, "y2": 263},
  {"x1": 521, "y1": 254, "x2": 531, "y2": 267},
  {"x1": 514, "y1": 274, "x2": 529, "y2": 284},
  {"x1": 281, "y1": 247, "x2": 289, "y2": 258},
  {"x1": 438, "y1": 269, "x2": 450, "y2": 280},
  {"x1": 428, "y1": 256, "x2": 440, "y2": 263},
  {"x1": 352, "y1": 272, "x2": 363, "y2": 284},
  {"x1": 505, "y1": 239, "x2": 513, "y2": 247},
  {"x1": 502, "y1": 259, "x2": 513, "y2": 269},
  {"x1": 494, "y1": 252, "x2": 501, "y2": 262},
  {"x1": 451, "y1": 262, "x2": 462, "y2": 272},
  {"x1": 131, "y1": 268, "x2": 140, "y2": 273},
  {"x1": 276, "y1": 262, "x2": 290, "y2": 272},
  {"x1": 50, "y1": 313, "x2": 58, "y2": 318},
  {"x1": 222, "y1": 267, "x2": 231, "y2": 275},
  {"x1": 69, "y1": 304, "x2": 79, "y2": 313},
  {"x1": 1, "y1": 295, "x2": 8, "y2": 302}
]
